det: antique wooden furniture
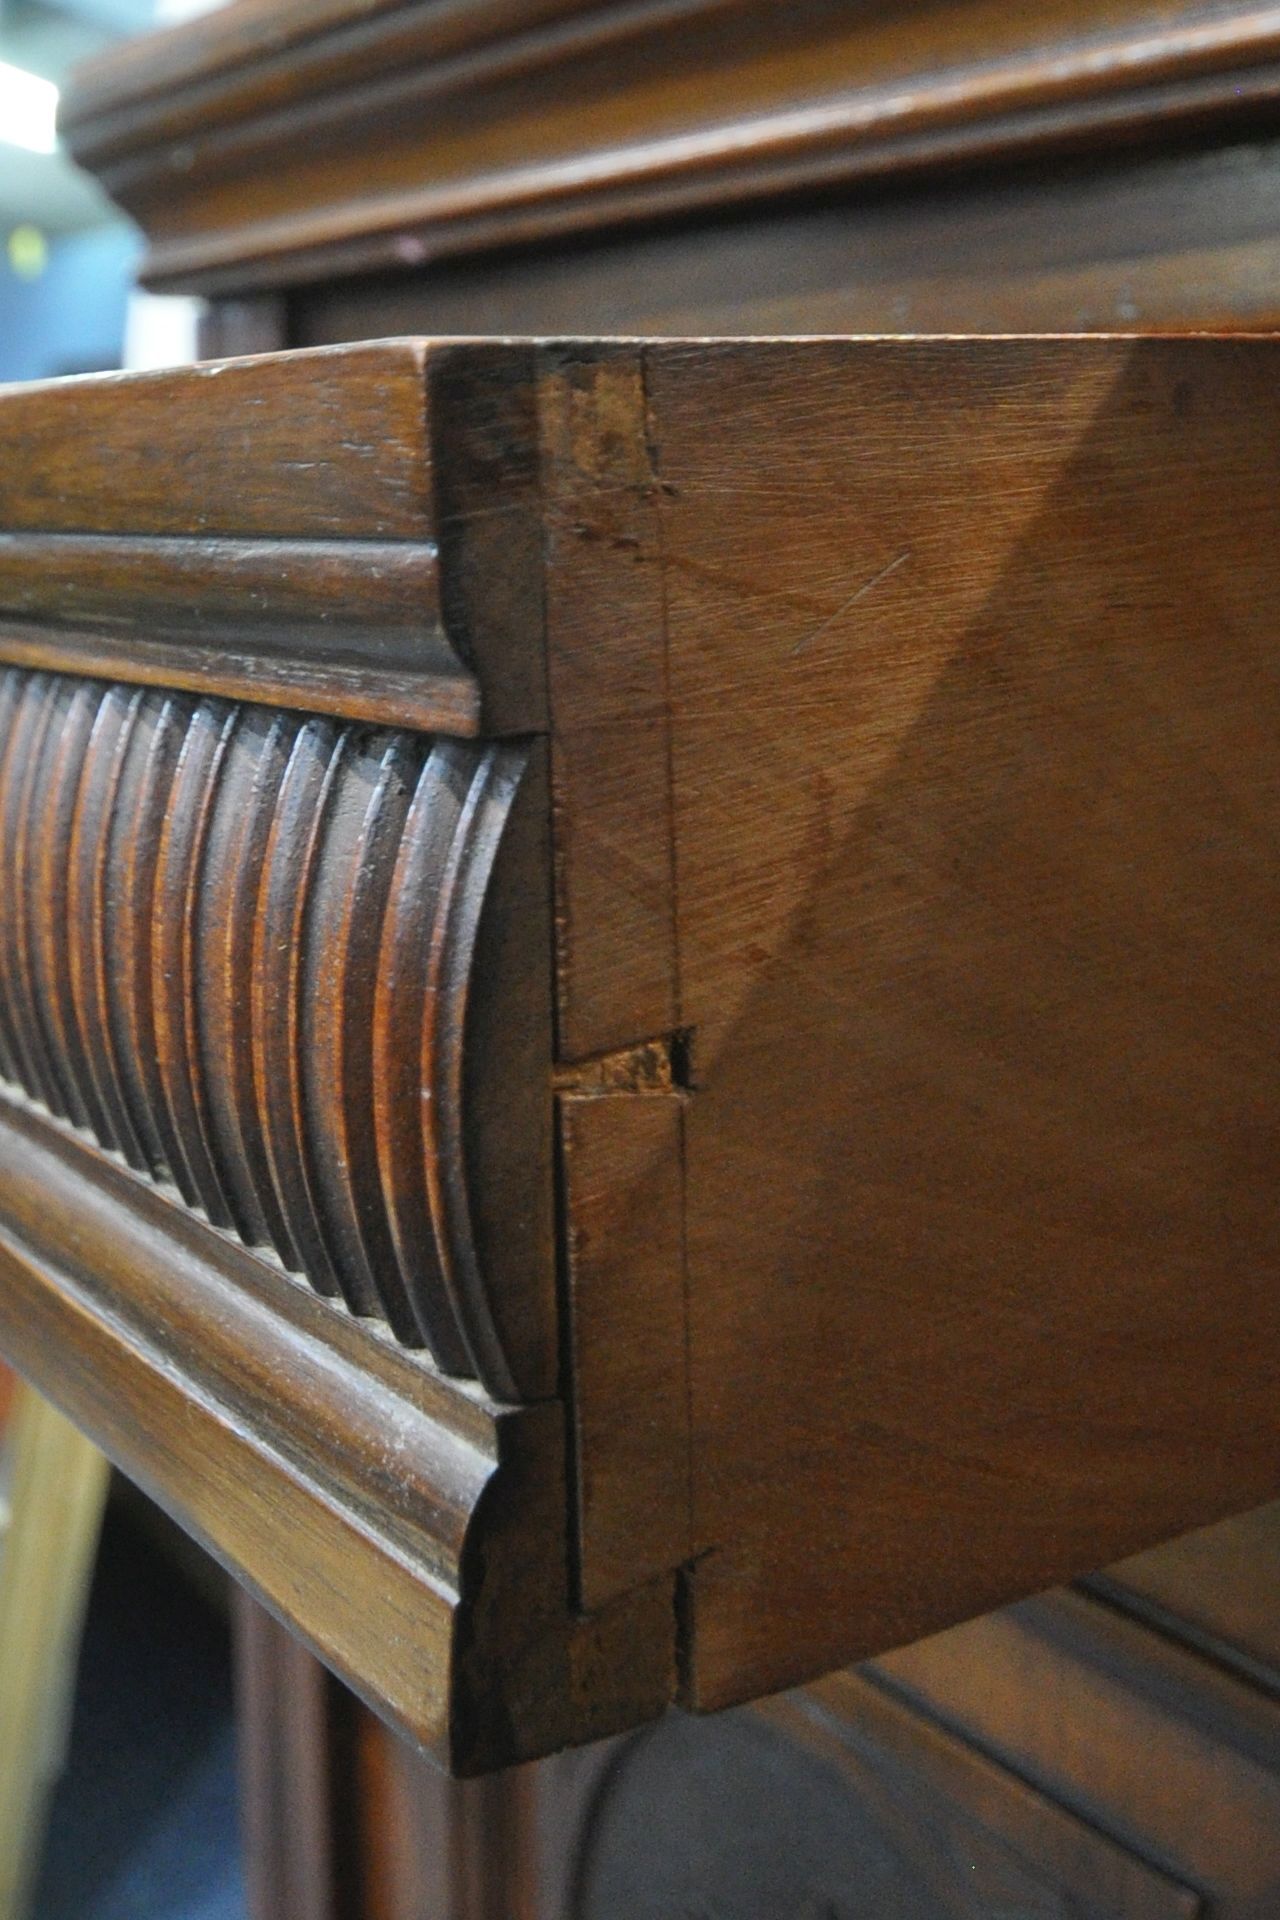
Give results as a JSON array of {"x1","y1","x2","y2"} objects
[
  {"x1": 4, "y1": 0, "x2": 1280, "y2": 1909},
  {"x1": 3, "y1": 332, "x2": 1280, "y2": 1784}
]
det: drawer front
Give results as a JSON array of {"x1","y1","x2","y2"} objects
[{"x1": 0, "y1": 340, "x2": 670, "y2": 1775}]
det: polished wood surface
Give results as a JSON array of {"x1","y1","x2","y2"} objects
[
  {"x1": 5, "y1": 335, "x2": 1280, "y2": 1772},
  {"x1": 0, "y1": 340, "x2": 555, "y2": 733},
  {"x1": 42, "y1": 4, "x2": 1280, "y2": 1904},
  {"x1": 0, "y1": 341, "x2": 436, "y2": 539},
  {"x1": 0, "y1": 339, "x2": 652, "y2": 1772},
  {"x1": 557, "y1": 1073, "x2": 690, "y2": 1612}
]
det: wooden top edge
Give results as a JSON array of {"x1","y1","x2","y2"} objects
[
  {"x1": 0, "y1": 339, "x2": 438, "y2": 543},
  {"x1": 3, "y1": 330, "x2": 1272, "y2": 542},
  {"x1": 0, "y1": 335, "x2": 426, "y2": 407}
]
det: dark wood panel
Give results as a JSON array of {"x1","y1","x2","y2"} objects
[{"x1": 297, "y1": 134, "x2": 1280, "y2": 342}]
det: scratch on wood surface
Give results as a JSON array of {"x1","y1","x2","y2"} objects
[{"x1": 793, "y1": 547, "x2": 913, "y2": 654}]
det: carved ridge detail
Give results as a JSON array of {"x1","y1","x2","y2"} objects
[{"x1": 0, "y1": 664, "x2": 527, "y2": 1394}]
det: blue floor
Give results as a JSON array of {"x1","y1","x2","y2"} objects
[{"x1": 32, "y1": 1502, "x2": 248, "y2": 1920}]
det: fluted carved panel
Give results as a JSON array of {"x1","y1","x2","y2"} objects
[{"x1": 0, "y1": 665, "x2": 528, "y2": 1391}]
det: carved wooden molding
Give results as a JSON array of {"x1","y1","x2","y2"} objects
[
  {"x1": 60, "y1": 0, "x2": 1280, "y2": 294},
  {"x1": 0, "y1": 340, "x2": 621, "y2": 1771},
  {"x1": 0, "y1": 666, "x2": 528, "y2": 1394},
  {"x1": 0, "y1": 534, "x2": 472, "y2": 733},
  {"x1": 0, "y1": 339, "x2": 547, "y2": 736},
  {"x1": 0, "y1": 1092, "x2": 674, "y2": 1771},
  {"x1": 0, "y1": 336, "x2": 560, "y2": 1409}
]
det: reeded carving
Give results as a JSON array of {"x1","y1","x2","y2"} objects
[{"x1": 0, "y1": 666, "x2": 527, "y2": 1388}]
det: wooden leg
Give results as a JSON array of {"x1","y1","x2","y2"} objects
[
  {"x1": 234, "y1": 1587, "x2": 367, "y2": 1920},
  {"x1": 0, "y1": 1383, "x2": 110, "y2": 1920},
  {"x1": 233, "y1": 1588, "x2": 545, "y2": 1920}
]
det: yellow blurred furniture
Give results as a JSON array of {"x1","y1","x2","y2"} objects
[{"x1": 0, "y1": 1377, "x2": 109, "y2": 1920}]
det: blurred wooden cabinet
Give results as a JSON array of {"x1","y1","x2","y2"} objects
[
  {"x1": 2, "y1": 0, "x2": 1280, "y2": 1912},
  {"x1": 237, "y1": 1503, "x2": 1280, "y2": 1918}
]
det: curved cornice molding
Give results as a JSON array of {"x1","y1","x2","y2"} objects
[{"x1": 62, "y1": 0, "x2": 1280, "y2": 294}]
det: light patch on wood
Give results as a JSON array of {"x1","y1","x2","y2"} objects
[{"x1": 553, "y1": 1034, "x2": 687, "y2": 1098}]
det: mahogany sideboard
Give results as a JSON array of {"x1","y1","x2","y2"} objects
[{"x1": 5, "y1": 1, "x2": 1280, "y2": 1912}]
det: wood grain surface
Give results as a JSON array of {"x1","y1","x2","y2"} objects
[
  {"x1": 0, "y1": 341, "x2": 435, "y2": 539},
  {"x1": 632, "y1": 335, "x2": 1280, "y2": 1709},
  {"x1": 557, "y1": 1069, "x2": 690, "y2": 1612},
  {"x1": 0, "y1": 339, "x2": 552, "y2": 735}
]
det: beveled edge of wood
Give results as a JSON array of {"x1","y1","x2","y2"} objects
[
  {"x1": 0, "y1": 616, "x2": 478, "y2": 736},
  {"x1": 60, "y1": 1, "x2": 1280, "y2": 294},
  {"x1": 0, "y1": 1086, "x2": 490, "y2": 1757},
  {"x1": 0, "y1": 339, "x2": 555, "y2": 735},
  {"x1": 0, "y1": 1088, "x2": 673, "y2": 1769},
  {"x1": 0, "y1": 537, "x2": 478, "y2": 735}
]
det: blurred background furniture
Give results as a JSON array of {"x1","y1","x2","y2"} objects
[{"x1": 0, "y1": 1367, "x2": 109, "y2": 1920}]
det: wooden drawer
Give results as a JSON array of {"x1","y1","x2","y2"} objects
[{"x1": 2, "y1": 335, "x2": 1279, "y2": 1773}]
